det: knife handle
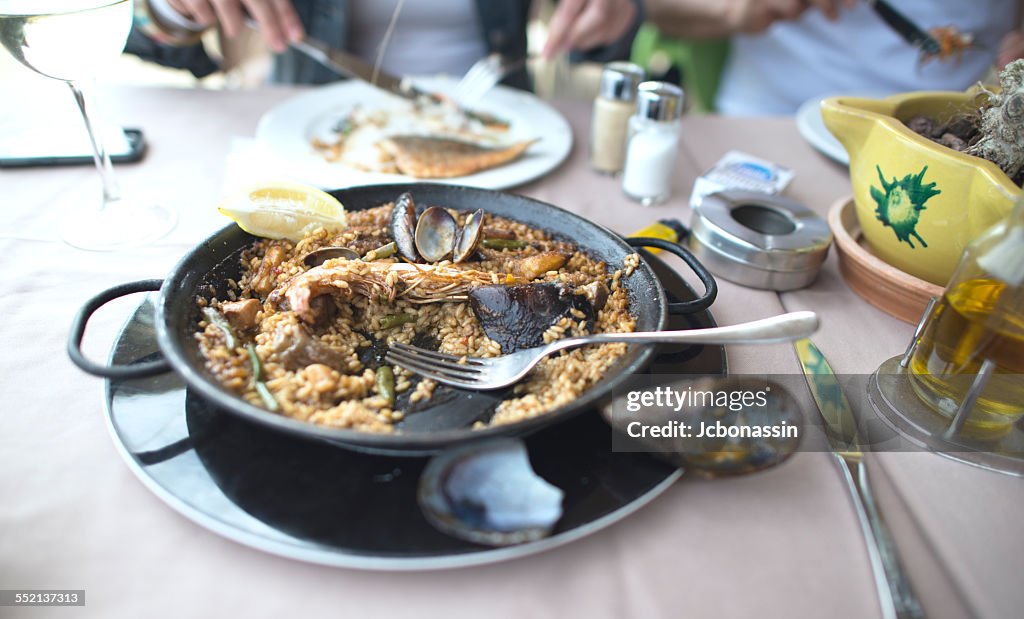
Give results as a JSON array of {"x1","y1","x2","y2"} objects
[{"x1": 835, "y1": 456, "x2": 924, "y2": 619}]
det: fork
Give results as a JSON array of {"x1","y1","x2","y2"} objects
[
  {"x1": 385, "y1": 311, "x2": 819, "y2": 390},
  {"x1": 452, "y1": 53, "x2": 527, "y2": 105}
]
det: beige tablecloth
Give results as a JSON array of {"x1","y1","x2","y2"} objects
[{"x1": 1, "y1": 86, "x2": 1021, "y2": 619}]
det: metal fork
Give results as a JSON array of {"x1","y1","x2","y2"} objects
[
  {"x1": 452, "y1": 53, "x2": 526, "y2": 105},
  {"x1": 385, "y1": 311, "x2": 819, "y2": 390}
]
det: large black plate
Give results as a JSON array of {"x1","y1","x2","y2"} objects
[{"x1": 104, "y1": 251, "x2": 724, "y2": 569}]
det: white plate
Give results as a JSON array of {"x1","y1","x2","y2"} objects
[
  {"x1": 255, "y1": 76, "x2": 572, "y2": 190},
  {"x1": 795, "y1": 96, "x2": 849, "y2": 165}
]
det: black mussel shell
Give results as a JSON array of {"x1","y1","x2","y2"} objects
[
  {"x1": 468, "y1": 283, "x2": 595, "y2": 352},
  {"x1": 390, "y1": 191, "x2": 420, "y2": 262}
]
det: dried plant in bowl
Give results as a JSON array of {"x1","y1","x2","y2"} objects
[
  {"x1": 903, "y1": 60, "x2": 1024, "y2": 187},
  {"x1": 968, "y1": 60, "x2": 1024, "y2": 184}
]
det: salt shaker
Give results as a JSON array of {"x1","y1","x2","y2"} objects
[
  {"x1": 590, "y1": 62, "x2": 645, "y2": 174},
  {"x1": 622, "y1": 82, "x2": 685, "y2": 206}
]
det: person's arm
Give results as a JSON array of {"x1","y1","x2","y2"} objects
[{"x1": 645, "y1": 0, "x2": 853, "y2": 40}]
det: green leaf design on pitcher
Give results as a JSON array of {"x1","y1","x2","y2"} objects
[{"x1": 870, "y1": 165, "x2": 941, "y2": 249}]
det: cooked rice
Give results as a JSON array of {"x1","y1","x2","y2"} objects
[{"x1": 195, "y1": 202, "x2": 638, "y2": 433}]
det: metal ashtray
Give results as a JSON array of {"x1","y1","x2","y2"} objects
[{"x1": 687, "y1": 190, "x2": 833, "y2": 291}]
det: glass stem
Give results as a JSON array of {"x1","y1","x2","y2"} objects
[{"x1": 67, "y1": 80, "x2": 121, "y2": 204}]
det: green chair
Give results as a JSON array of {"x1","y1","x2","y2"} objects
[{"x1": 630, "y1": 24, "x2": 730, "y2": 114}]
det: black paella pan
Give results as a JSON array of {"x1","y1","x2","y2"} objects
[{"x1": 69, "y1": 184, "x2": 716, "y2": 453}]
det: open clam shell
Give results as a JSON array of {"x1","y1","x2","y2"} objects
[
  {"x1": 418, "y1": 438, "x2": 565, "y2": 546},
  {"x1": 415, "y1": 206, "x2": 458, "y2": 263},
  {"x1": 453, "y1": 209, "x2": 485, "y2": 263}
]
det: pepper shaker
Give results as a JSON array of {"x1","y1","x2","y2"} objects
[
  {"x1": 590, "y1": 62, "x2": 645, "y2": 175},
  {"x1": 622, "y1": 82, "x2": 685, "y2": 206}
]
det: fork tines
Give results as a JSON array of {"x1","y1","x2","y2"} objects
[
  {"x1": 384, "y1": 342, "x2": 487, "y2": 386},
  {"x1": 453, "y1": 53, "x2": 504, "y2": 104}
]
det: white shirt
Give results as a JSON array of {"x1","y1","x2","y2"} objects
[
  {"x1": 716, "y1": 1, "x2": 1019, "y2": 116},
  {"x1": 348, "y1": 0, "x2": 486, "y2": 77}
]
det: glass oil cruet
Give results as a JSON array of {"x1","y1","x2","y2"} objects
[{"x1": 907, "y1": 196, "x2": 1024, "y2": 439}]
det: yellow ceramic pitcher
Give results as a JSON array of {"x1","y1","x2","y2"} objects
[{"x1": 821, "y1": 91, "x2": 1020, "y2": 286}]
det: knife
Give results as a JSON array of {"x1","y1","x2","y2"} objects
[
  {"x1": 290, "y1": 36, "x2": 426, "y2": 100},
  {"x1": 794, "y1": 338, "x2": 924, "y2": 619},
  {"x1": 288, "y1": 35, "x2": 510, "y2": 128},
  {"x1": 868, "y1": 0, "x2": 941, "y2": 56}
]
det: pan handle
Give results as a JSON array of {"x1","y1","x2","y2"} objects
[
  {"x1": 68, "y1": 279, "x2": 171, "y2": 379},
  {"x1": 626, "y1": 237, "x2": 718, "y2": 315}
]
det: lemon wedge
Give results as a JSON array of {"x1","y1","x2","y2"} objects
[{"x1": 218, "y1": 182, "x2": 347, "y2": 242}]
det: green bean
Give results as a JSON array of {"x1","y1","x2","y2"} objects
[
  {"x1": 482, "y1": 238, "x2": 528, "y2": 250},
  {"x1": 202, "y1": 307, "x2": 236, "y2": 349},
  {"x1": 247, "y1": 343, "x2": 279, "y2": 411},
  {"x1": 363, "y1": 241, "x2": 396, "y2": 261},
  {"x1": 255, "y1": 382, "x2": 280, "y2": 412},
  {"x1": 376, "y1": 366, "x2": 396, "y2": 405},
  {"x1": 246, "y1": 343, "x2": 263, "y2": 378},
  {"x1": 379, "y1": 313, "x2": 417, "y2": 330}
]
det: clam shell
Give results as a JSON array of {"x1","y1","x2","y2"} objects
[
  {"x1": 453, "y1": 209, "x2": 485, "y2": 263},
  {"x1": 418, "y1": 439, "x2": 564, "y2": 546},
  {"x1": 414, "y1": 206, "x2": 457, "y2": 263}
]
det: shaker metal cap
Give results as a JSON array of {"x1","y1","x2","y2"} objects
[
  {"x1": 635, "y1": 81, "x2": 685, "y2": 121},
  {"x1": 598, "y1": 62, "x2": 646, "y2": 101}
]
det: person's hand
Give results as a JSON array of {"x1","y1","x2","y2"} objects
[
  {"x1": 726, "y1": 0, "x2": 805, "y2": 34},
  {"x1": 166, "y1": 0, "x2": 304, "y2": 52},
  {"x1": 805, "y1": 0, "x2": 858, "y2": 22},
  {"x1": 727, "y1": 0, "x2": 857, "y2": 34},
  {"x1": 997, "y1": 30, "x2": 1024, "y2": 70},
  {"x1": 542, "y1": 0, "x2": 638, "y2": 58}
]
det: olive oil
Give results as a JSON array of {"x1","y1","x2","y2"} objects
[{"x1": 910, "y1": 278, "x2": 1024, "y2": 436}]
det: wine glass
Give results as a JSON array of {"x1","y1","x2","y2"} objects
[{"x1": 0, "y1": 0, "x2": 176, "y2": 250}]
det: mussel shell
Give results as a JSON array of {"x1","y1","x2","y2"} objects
[
  {"x1": 452, "y1": 209, "x2": 485, "y2": 263},
  {"x1": 418, "y1": 438, "x2": 564, "y2": 546},
  {"x1": 302, "y1": 246, "x2": 360, "y2": 268},
  {"x1": 414, "y1": 206, "x2": 457, "y2": 263},
  {"x1": 468, "y1": 283, "x2": 595, "y2": 352},
  {"x1": 390, "y1": 192, "x2": 420, "y2": 262}
]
